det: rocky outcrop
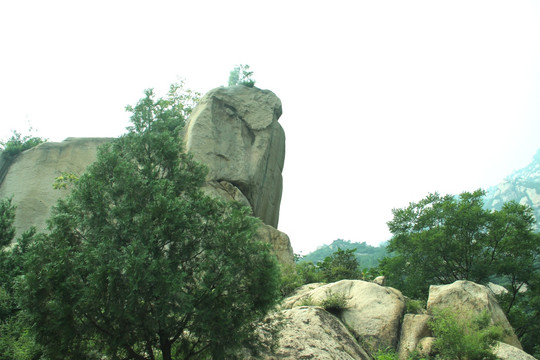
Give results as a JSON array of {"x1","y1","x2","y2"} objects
[
  {"x1": 284, "y1": 280, "x2": 406, "y2": 351},
  {"x1": 484, "y1": 148, "x2": 540, "y2": 231},
  {"x1": 183, "y1": 86, "x2": 285, "y2": 228},
  {"x1": 0, "y1": 138, "x2": 111, "y2": 236},
  {"x1": 274, "y1": 279, "x2": 536, "y2": 359},
  {"x1": 258, "y1": 306, "x2": 371, "y2": 360},
  {"x1": 427, "y1": 280, "x2": 522, "y2": 349},
  {"x1": 0, "y1": 86, "x2": 294, "y2": 266}
]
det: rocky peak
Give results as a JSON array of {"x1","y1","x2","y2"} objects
[{"x1": 484, "y1": 148, "x2": 540, "y2": 229}]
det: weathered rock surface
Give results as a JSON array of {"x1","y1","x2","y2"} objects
[
  {"x1": 183, "y1": 86, "x2": 285, "y2": 228},
  {"x1": 254, "y1": 223, "x2": 294, "y2": 267},
  {"x1": 427, "y1": 280, "x2": 522, "y2": 349},
  {"x1": 284, "y1": 279, "x2": 406, "y2": 351},
  {"x1": 415, "y1": 337, "x2": 436, "y2": 358},
  {"x1": 260, "y1": 306, "x2": 371, "y2": 360},
  {"x1": 0, "y1": 138, "x2": 111, "y2": 236},
  {"x1": 493, "y1": 341, "x2": 538, "y2": 360},
  {"x1": 397, "y1": 314, "x2": 431, "y2": 360}
]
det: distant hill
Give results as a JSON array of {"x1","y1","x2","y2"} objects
[
  {"x1": 484, "y1": 148, "x2": 540, "y2": 230},
  {"x1": 299, "y1": 239, "x2": 388, "y2": 268}
]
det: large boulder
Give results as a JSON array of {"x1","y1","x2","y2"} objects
[
  {"x1": 0, "y1": 138, "x2": 111, "y2": 236},
  {"x1": 257, "y1": 306, "x2": 371, "y2": 360},
  {"x1": 397, "y1": 314, "x2": 431, "y2": 360},
  {"x1": 284, "y1": 279, "x2": 406, "y2": 352},
  {"x1": 427, "y1": 280, "x2": 522, "y2": 349},
  {"x1": 183, "y1": 86, "x2": 285, "y2": 228}
]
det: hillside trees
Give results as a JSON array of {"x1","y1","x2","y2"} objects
[
  {"x1": 380, "y1": 189, "x2": 540, "y2": 356},
  {"x1": 381, "y1": 190, "x2": 539, "y2": 299},
  {"x1": 18, "y1": 83, "x2": 281, "y2": 360}
]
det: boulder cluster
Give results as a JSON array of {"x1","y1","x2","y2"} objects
[{"x1": 261, "y1": 279, "x2": 535, "y2": 360}]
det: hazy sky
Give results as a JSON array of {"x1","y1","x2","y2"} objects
[{"x1": 1, "y1": 1, "x2": 539, "y2": 254}]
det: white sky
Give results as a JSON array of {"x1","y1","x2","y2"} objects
[{"x1": 1, "y1": 1, "x2": 539, "y2": 254}]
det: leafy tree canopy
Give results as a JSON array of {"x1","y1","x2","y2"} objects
[
  {"x1": 381, "y1": 189, "x2": 539, "y2": 300},
  {"x1": 18, "y1": 83, "x2": 281, "y2": 360}
]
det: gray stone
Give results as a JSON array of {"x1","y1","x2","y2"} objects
[
  {"x1": 259, "y1": 307, "x2": 371, "y2": 360},
  {"x1": 183, "y1": 86, "x2": 285, "y2": 228},
  {"x1": 493, "y1": 341, "x2": 538, "y2": 360},
  {"x1": 397, "y1": 314, "x2": 431, "y2": 360},
  {"x1": 284, "y1": 279, "x2": 406, "y2": 351},
  {"x1": 0, "y1": 138, "x2": 111, "y2": 236}
]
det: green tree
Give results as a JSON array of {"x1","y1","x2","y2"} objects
[
  {"x1": 0, "y1": 129, "x2": 46, "y2": 159},
  {"x1": 19, "y1": 83, "x2": 281, "y2": 360},
  {"x1": 319, "y1": 248, "x2": 361, "y2": 283},
  {"x1": 381, "y1": 190, "x2": 539, "y2": 300},
  {"x1": 228, "y1": 64, "x2": 256, "y2": 87},
  {"x1": 0, "y1": 198, "x2": 42, "y2": 359}
]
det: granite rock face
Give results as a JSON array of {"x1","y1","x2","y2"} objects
[
  {"x1": 284, "y1": 279, "x2": 406, "y2": 351},
  {"x1": 183, "y1": 86, "x2": 285, "y2": 228},
  {"x1": 0, "y1": 138, "x2": 111, "y2": 236},
  {"x1": 257, "y1": 306, "x2": 371, "y2": 360}
]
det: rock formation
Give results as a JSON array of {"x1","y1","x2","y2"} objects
[
  {"x1": 0, "y1": 86, "x2": 294, "y2": 265},
  {"x1": 183, "y1": 86, "x2": 285, "y2": 228},
  {"x1": 0, "y1": 137, "x2": 111, "y2": 235},
  {"x1": 258, "y1": 306, "x2": 371, "y2": 360},
  {"x1": 484, "y1": 148, "x2": 540, "y2": 231},
  {"x1": 427, "y1": 280, "x2": 522, "y2": 349},
  {"x1": 283, "y1": 279, "x2": 406, "y2": 352},
  {"x1": 270, "y1": 279, "x2": 536, "y2": 359},
  {"x1": 397, "y1": 314, "x2": 431, "y2": 360}
]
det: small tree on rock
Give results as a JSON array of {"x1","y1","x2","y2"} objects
[{"x1": 228, "y1": 64, "x2": 256, "y2": 88}]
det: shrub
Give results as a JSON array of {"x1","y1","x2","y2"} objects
[
  {"x1": 405, "y1": 298, "x2": 426, "y2": 314},
  {"x1": 429, "y1": 307, "x2": 504, "y2": 360},
  {"x1": 298, "y1": 295, "x2": 316, "y2": 307},
  {"x1": 279, "y1": 263, "x2": 302, "y2": 297},
  {"x1": 319, "y1": 290, "x2": 348, "y2": 315},
  {"x1": 0, "y1": 130, "x2": 46, "y2": 158}
]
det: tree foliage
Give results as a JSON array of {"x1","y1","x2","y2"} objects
[
  {"x1": 319, "y1": 248, "x2": 362, "y2": 283},
  {"x1": 0, "y1": 129, "x2": 46, "y2": 159},
  {"x1": 429, "y1": 308, "x2": 503, "y2": 360},
  {"x1": 18, "y1": 83, "x2": 281, "y2": 360},
  {"x1": 381, "y1": 190, "x2": 539, "y2": 300},
  {"x1": 228, "y1": 64, "x2": 256, "y2": 88},
  {"x1": 299, "y1": 239, "x2": 388, "y2": 269},
  {"x1": 0, "y1": 198, "x2": 42, "y2": 359}
]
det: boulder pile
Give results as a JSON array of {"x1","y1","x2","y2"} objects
[{"x1": 258, "y1": 279, "x2": 536, "y2": 360}]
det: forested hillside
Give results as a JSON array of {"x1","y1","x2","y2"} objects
[{"x1": 299, "y1": 239, "x2": 387, "y2": 268}]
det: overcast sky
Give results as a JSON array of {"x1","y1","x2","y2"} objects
[{"x1": 1, "y1": 1, "x2": 539, "y2": 254}]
